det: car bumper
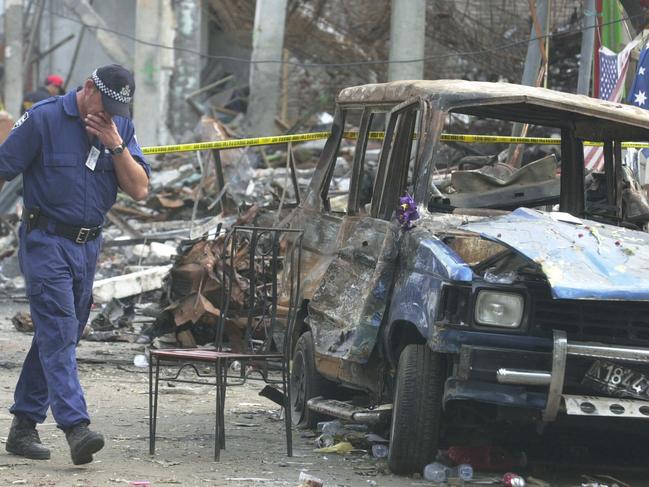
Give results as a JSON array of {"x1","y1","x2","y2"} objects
[{"x1": 445, "y1": 330, "x2": 649, "y2": 421}]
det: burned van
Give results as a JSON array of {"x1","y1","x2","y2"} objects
[{"x1": 286, "y1": 80, "x2": 649, "y2": 474}]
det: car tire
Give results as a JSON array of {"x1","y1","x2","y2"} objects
[
  {"x1": 388, "y1": 344, "x2": 444, "y2": 475},
  {"x1": 290, "y1": 331, "x2": 333, "y2": 429}
]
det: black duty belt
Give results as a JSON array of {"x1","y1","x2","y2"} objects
[{"x1": 24, "y1": 209, "x2": 102, "y2": 244}]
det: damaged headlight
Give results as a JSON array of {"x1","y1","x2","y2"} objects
[{"x1": 475, "y1": 291, "x2": 524, "y2": 328}]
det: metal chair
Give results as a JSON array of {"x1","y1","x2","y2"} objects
[{"x1": 148, "y1": 225, "x2": 303, "y2": 460}]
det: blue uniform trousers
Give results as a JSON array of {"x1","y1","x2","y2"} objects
[{"x1": 10, "y1": 223, "x2": 100, "y2": 429}]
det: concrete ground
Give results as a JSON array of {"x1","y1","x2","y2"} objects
[{"x1": 1, "y1": 298, "x2": 649, "y2": 487}]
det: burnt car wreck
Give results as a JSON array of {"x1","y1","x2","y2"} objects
[{"x1": 284, "y1": 80, "x2": 649, "y2": 474}]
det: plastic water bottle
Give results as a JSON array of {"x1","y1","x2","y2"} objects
[
  {"x1": 423, "y1": 462, "x2": 449, "y2": 482},
  {"x1": 450, "y1": 463, "x2": 473, "y2": 481},
  {"x1": 320, "y1": 420, "x2": 343, "y2": 436},
  {"x1": 371, "y1": 443, "x2": 389, "y2": 458}
]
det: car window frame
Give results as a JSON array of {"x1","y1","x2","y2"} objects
[{"x1": 372, "y1": 98, "x2": 428, "y2": 221}]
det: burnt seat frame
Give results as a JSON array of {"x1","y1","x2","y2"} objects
[{"x1": 148, "y1": 226, "x2": 304, "y2": 460}]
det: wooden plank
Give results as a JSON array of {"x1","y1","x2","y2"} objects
[{"x1": 92, "y1": 265, "x2": 172, "y2": 303}]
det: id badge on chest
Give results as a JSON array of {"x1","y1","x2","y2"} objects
[{"x1": 85, "y1": 146, "x2": 100, "y2": 171}]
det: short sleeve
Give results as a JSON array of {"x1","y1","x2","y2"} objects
[
  {"x1": 0, "y1": 111, "x2": 42, "y2": 181},
  {"x1": 121, "y1": 120, "x2": 151, "y2": 179}
]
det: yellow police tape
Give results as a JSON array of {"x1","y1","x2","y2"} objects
[{"x1": 141, "y1": 131, "x2": 649, "y2": 155}]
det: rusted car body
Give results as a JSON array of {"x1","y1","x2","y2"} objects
[{"x1": 286, "y1": 80, "x2": 649, "y2": 474}]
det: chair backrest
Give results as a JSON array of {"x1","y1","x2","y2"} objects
[{"x1": 216, "y1": 226, "x2": 303, "y2": 360}]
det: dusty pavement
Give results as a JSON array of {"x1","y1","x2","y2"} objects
[
  {"x1": 0, "y1": 299, "x2": 424, "y2": 487},
  {"x1": 2, "y1": 299, "x2": 649, "y2": 487}
]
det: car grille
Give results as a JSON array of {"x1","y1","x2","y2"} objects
[{"x1": 530, "y1": 286, "x2": 649, "y2": 346}]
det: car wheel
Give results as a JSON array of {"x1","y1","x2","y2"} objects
[
  {"x1": 290, "y1": 331, "x2": 333, "y2": 429},
  {"x1": 388, "y1": 344, "x2": 444, "y2": 475}
]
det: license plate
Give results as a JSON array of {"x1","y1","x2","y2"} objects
[{"x1": 582, "y1": 360, "x2": 649, "y2": 400}]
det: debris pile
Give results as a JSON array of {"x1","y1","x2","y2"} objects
[
  {"x1": 144, "y1": 205, "x2": 293, "y2": 350},
  {"x1": 0, "y1": 107, "x2": 331, "y2": 345}
]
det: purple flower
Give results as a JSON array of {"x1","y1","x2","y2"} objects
[{"x1": 397, "y1": 193, "x2": 420, "y2": 230}]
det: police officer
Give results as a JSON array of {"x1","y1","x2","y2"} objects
[
  {"x1": 0, "y1": 64, "x2": 150, "y2": 465},
  {"x1": 22, "y1": 74, "x2": 66, "y2": 114}
]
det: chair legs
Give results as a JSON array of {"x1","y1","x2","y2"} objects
[
  {"x1": 148, "y1": 355, "x2": 293, "y2": 461},
  {"x1": 214, "y1": 358, "x2": 222, "y2": 461},
  {"x1": 149, "y1": 354, "x2": 161, "y2": 455},
  {"x1": 149, "y1": 355, "x2": 153, "y2": 454},
  {"x1": 219, "y1": 362, "x2": 227, "y2": 450},
  {"x1": 213, "y1": 357, "x2": 230, "y2": 460}
]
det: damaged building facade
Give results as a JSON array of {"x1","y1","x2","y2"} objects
[{"x1": 1, "y1": 0, "x2": 589, "y2": 146}]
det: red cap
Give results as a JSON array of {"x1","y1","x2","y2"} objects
[{"x1": 45, "y1": 74, "x2": 64, "y2": 87}]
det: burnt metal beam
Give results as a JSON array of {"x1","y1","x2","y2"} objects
[
  {"x1": 559, "y1": 129, "x2": 584, "y2": 216},
  {"x1": 603, "y1": 140, "x2": 616, "y2": 206}
]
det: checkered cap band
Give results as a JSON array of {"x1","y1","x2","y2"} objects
[{"x1": 91, "y1": 69, "x2": 132, "y2": 104}]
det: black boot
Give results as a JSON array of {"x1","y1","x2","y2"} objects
[
  {"x1": 65, "y1": 423, "x2": 104, "y2": 465},
  {"x1": 6, "y1": 416, "x2": 51, "y2": 460}
]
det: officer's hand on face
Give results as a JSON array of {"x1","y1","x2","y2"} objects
[{"x1": 84, "y1": 112, "x2": 122, "y2": 149}]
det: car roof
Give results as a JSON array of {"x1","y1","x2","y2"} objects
[{"x1": 337, "y1": 79, "x2": 649, "y2": 141}]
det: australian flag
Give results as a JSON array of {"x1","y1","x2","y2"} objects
[
  {"x1": 628, "y1": 47, "x2": 649, "y2": 108},
  {"x1": 628, "y1": 47, "x2": 649, "y2": 182}
]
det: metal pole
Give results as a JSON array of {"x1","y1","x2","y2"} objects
[
  {"x1": 64, "y1": 0, "x2": 94, "y2": 91},
  {"x1": 577, "y1": 0, "x2": 597, "y2": 95},
  {"x1": 23, "y1": 0, "x2": 45, "y2": 77},
  {"x1": 4, "y1": 0, "x2": 24, "y2": 118},
  {"x1": 507, "y1": 0, "x2": 549, "y2": 167},
  {"x1": 543, "y1": 0, "x2": 551, "y2": 88},
  {"x1": 388, "y1": 0, "x2": 426, "y2": 81},
  {"x1": 245, "y1": 0, "x2": 288, "y2": 136},
  {"x1": 521, "y1": 0, "x2": 549, "y2": 88},
  {"x1": 30, "y1": 34, "x2": 75, "y2": 64}
]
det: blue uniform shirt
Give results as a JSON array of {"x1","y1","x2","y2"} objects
[{"x1": 0, "y1": 89, "x2": 151, "y2": 226}]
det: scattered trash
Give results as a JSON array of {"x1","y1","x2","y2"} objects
[
  {"x1": 314, "y1": 441, "x2": 354, "y2": 454},
  {"x1": 502, "y1": 473, "x2": 526, "y2": 487},
  {"x1": 298, "y1": 472, "x2": 323, "y2": 487},
  {"x1": 447, "y1": 445, "x2": 524, "y2": 471},
  {"x1": 84, "y1": 329, "x2": 122, "y2": 342},
  {"x1": 452, "y1": 464, "x2": 474, "y2": 481},
  {"x1": 423, "y1": 462, "x2": 450, "y2": 482},
  {"x1": 133, "y1": 354, "x2": 149, "y2": 368},
  {"x1": 91, "y1": 298, "x2": 135, "y2": 331},
  {"x1": 422, "y1": 461, "x2": 473, "y2": 482},
  {"x1": 318, "y1": 420, "x2": 343, "y2": 435},
  {"x1": 11, "y1": 312, "x2": 33, "y2": 333},
  {"x1": 580, "y1": 474, "x2": 629, "y2": 487},
  {"x1": 314, "y1": 434, "x2": 335, "y2": 449},
  {"x1": 366, "y1": 433, "x2": 388, "y2": 443},
  {"x1": 371, "y1": 443, "x2": 388, "y2": 459}
]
